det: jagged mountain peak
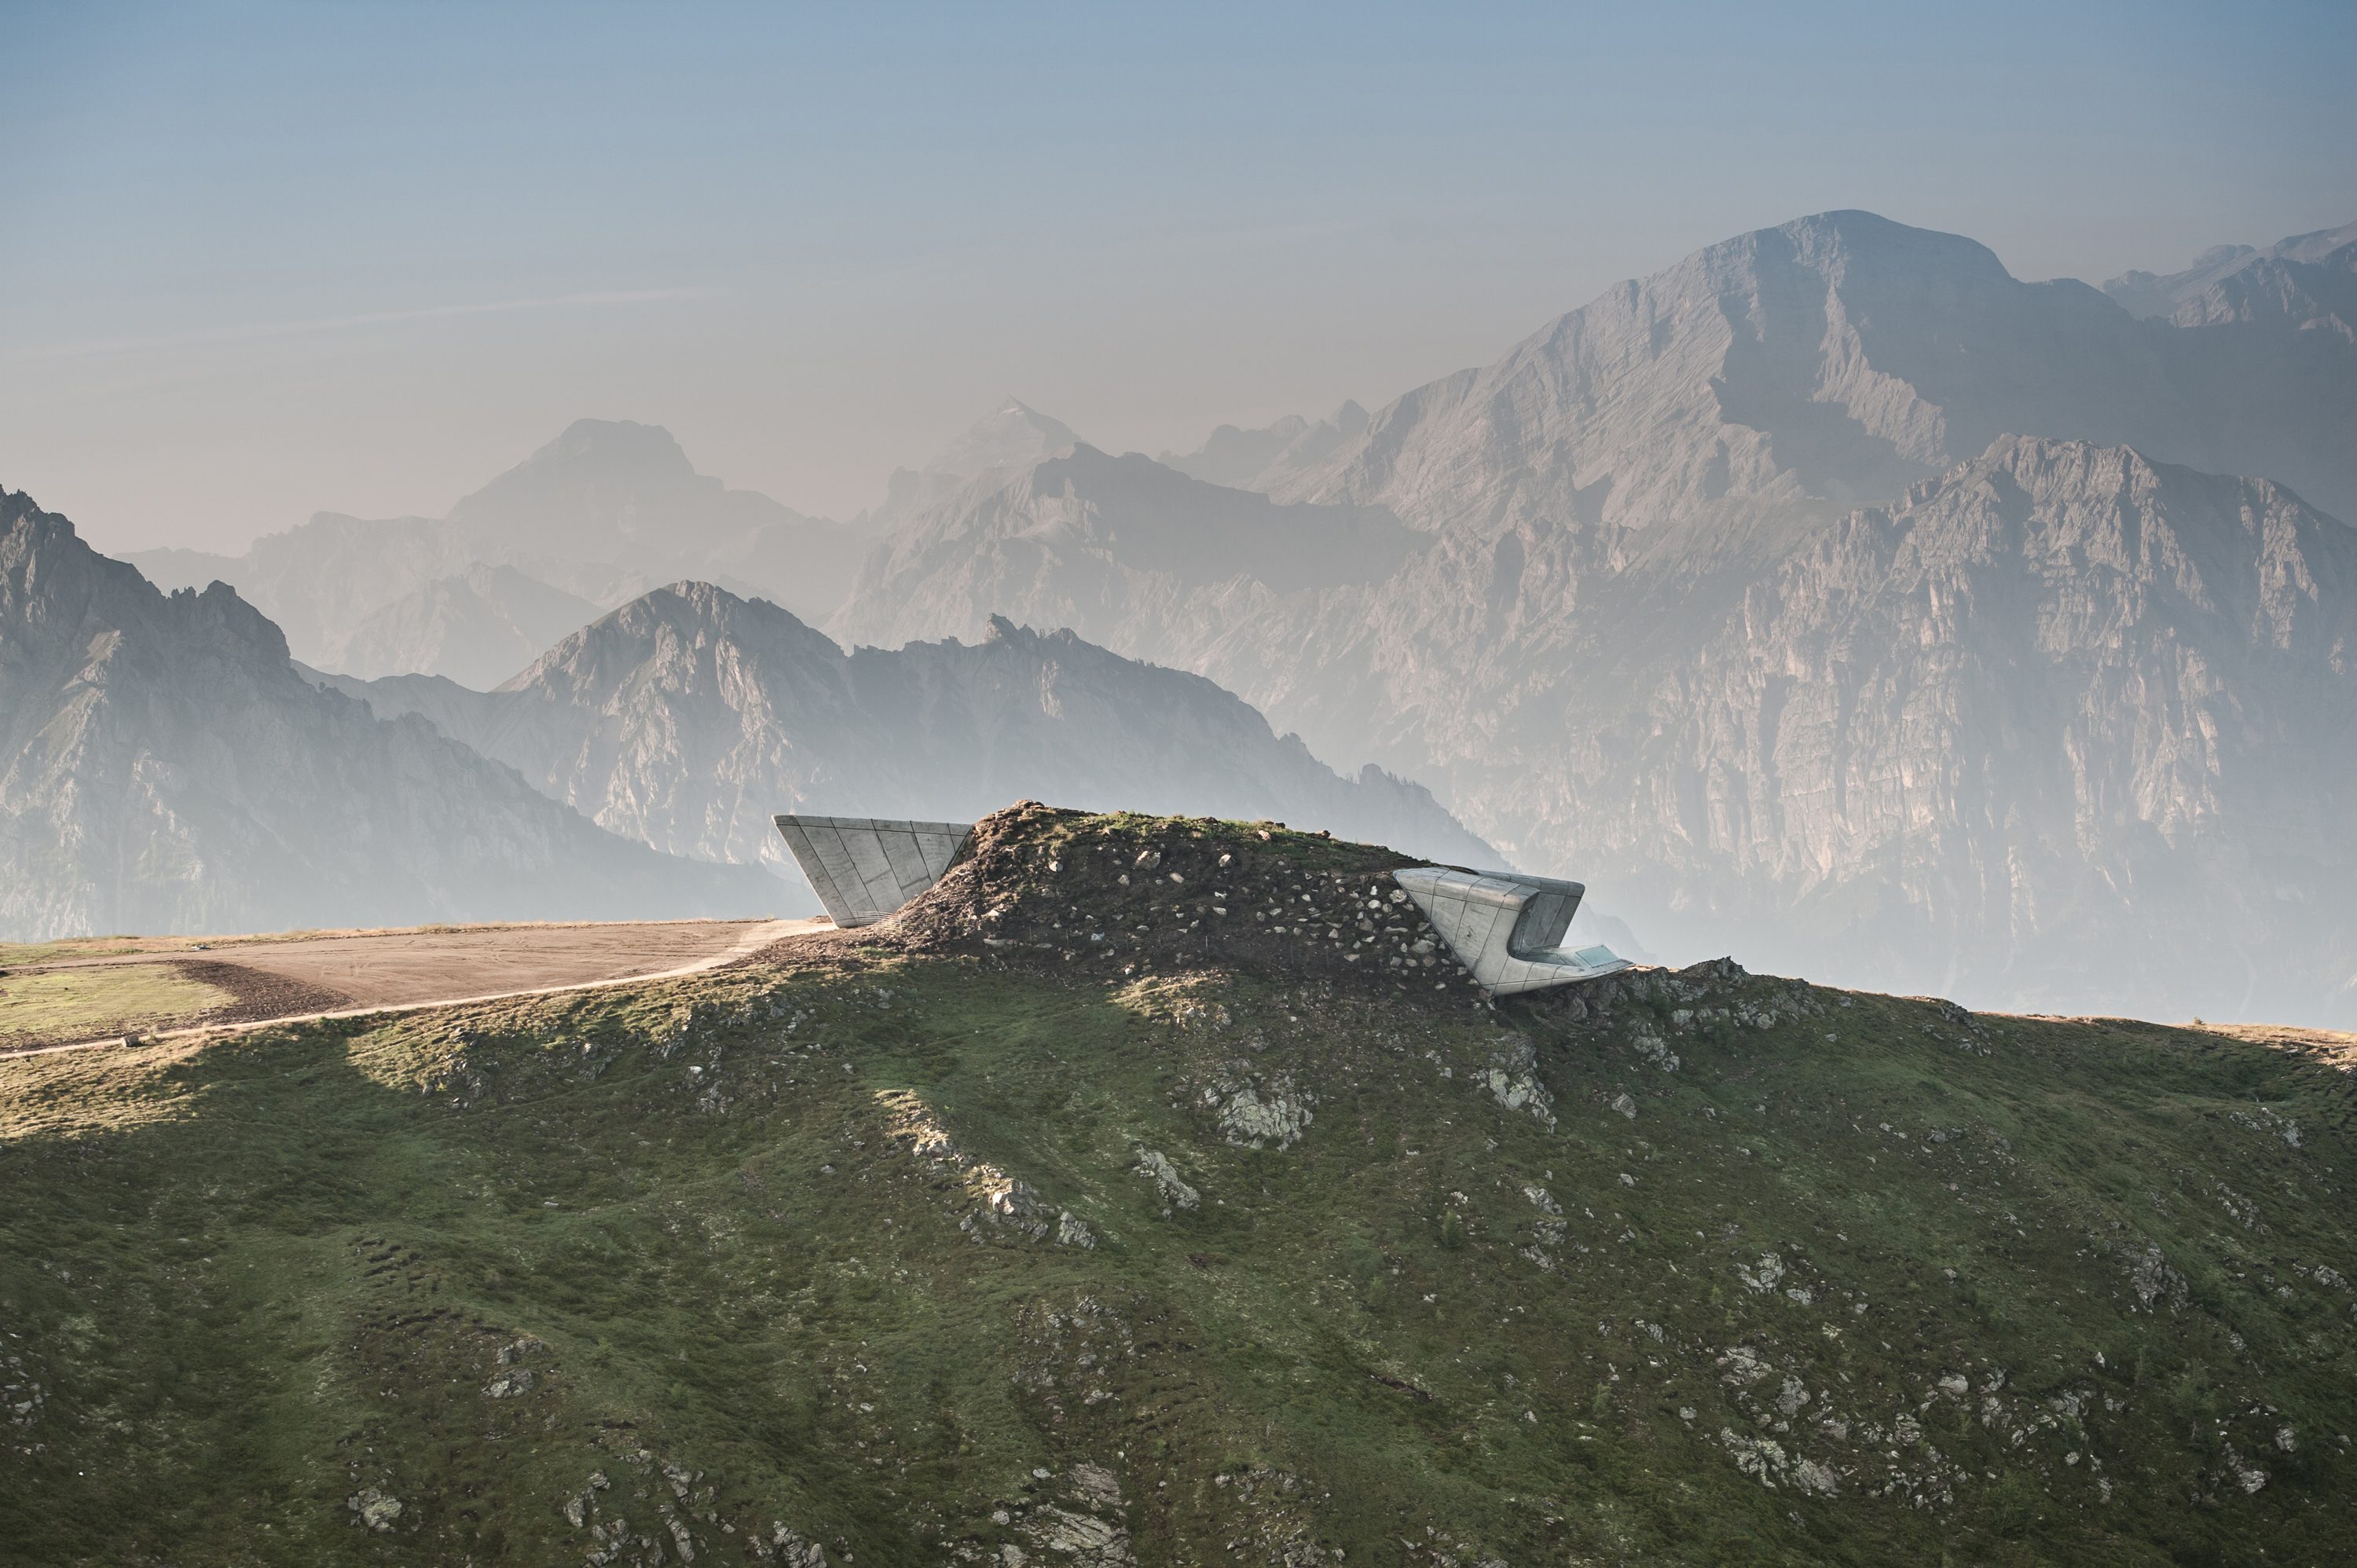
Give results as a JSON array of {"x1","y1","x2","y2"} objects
[
  {"x1": 498, "y1": 577, "x2": 841, "y2": 696},
  {"x1": 343, "y1": 576, "x2": 1497, "y2": 875},
  {"x1": 920, "y1": 398, "x2": 1083, "y2": 484},
  {"x1": 1701, "y1": 207, "x2": 2017, "y2": 280},
  {"x1": 2, "y1": 488, "x2": 289, "y2": 665},
  {"x1": 1262, "y1": 204, "x2": 2354, "y2": 536},
  {"x1": 2, "y1": 498, "x2": 775, "y2": 938},
  {"x1": 2102, "y1": 217, "x2": 2357, "y2": 321},
  {"x1": 449, "y1": 417, "x2": 717, "y2": 524}
]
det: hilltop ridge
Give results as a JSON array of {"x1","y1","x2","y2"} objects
[{"x1": 2, "y1": 808, "x2": 2354, "y2": 1563}]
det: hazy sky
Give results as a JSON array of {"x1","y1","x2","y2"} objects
[{"x1": 5, "y1": 1, "x2": 2352, "y2": 553}]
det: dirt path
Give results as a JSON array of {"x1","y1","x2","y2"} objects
[{"x1": 3, "y1": 918, "x2": 820, "y2": 1059}]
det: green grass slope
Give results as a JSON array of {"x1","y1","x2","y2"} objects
[{"x1": 2, "y1": 807, "x2": 2353, "y2": 1566}]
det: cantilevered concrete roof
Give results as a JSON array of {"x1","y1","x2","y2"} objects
[
  {"x1": 1394, "y1": 866, "x2": 1629, "y2": 996},
  {"x1": 774, "y1": 815, "x2": 971, "y2": 929}
]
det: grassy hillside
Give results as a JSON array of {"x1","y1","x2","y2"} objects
[
  {"x1": 0, "y1": 965, "x2": 235, "y2": 1050},
  {"x1": 2, "y1": 808, "x2": 2352, "y2": 1566}
]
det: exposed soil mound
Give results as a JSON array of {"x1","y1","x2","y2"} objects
[{"x1": 874, "y1": 801, "x2": 1488, "y2": 993}]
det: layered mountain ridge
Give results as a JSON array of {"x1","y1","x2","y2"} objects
[
  {"x1": 2102, "y1": 217, "x2": 2357, "y2": 330},
  {"x1": 60, "y1": 206, "x2": 2357, "y2": 1020},
  {"x1": 1257, "y1": 210, "x2": 2357, "y2": 533},
  {"x1": 317, "y1": 581, "x2": 1503, "y2": 883},
  {"x1": 129, "y1": 420, "x2": 871, "y2": 687},
  {"x1": 0, "y1": 489, "x2": 779, "y2": 940},
  {"x1": 822, "y1": 209, "x2": 2357, "y2": 1023}
]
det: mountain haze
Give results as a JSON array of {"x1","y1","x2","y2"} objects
[
  {"x1": 127, "y1": 421, "x2": 871, "y2": 687},
  {"x1": 831, "y1": 443, "x2": 1424, "y2": 654},
  {"x1": 827, "y1": 211, "x2": 2357, "y2": 1023},
  {"x1": 1260, "y1": 210, "x2": 2357, "y2": 532},
  {"x1": 867, "y1": 398, "x2": 1084, "y2": 526},
  {"x1": 2103, "y1": 217, "x2": 2357, "y2": 327},
  {"x1": 0, "y1": 491, "x2": 778, "y2": 940},
  {"x1": 319, "y1": 581, "x2": 1503, "y2": 888},
  {"x1": 1156, "y1": 400, "x2": 1370, "y2": 492}
]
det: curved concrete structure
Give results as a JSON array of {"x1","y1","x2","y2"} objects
[
  {"x1": 1392, "y1": 866, "x2": 1630, "y2": 996},
  {"x1": 774, "y1": 815, "x2": 972, "y2": 929}
]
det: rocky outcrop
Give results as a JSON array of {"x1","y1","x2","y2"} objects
[{"x1": 0, "y1": 491, "x2": 775, "y2": 940}]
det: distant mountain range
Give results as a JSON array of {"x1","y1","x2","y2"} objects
[
  {"x1": 2101, "y1": 218, "x2": 2357, "y2": 329},
  {"x1": 866, "y1": 398, "x2": 1083, "y2": 526},
  {"x1": 38, "y1": 206, "x2": 2357, "y2": 1019},
  {"x1": 0, "y1": 491, "x2": 778, "y2": 940},
  {"x1": 830, "y1": 210, "x2": 2357, "y2": 1023},
  {"x1": 128, "y1": 420, "x2": 870, "y2": 688},
  {"x1": 309, "y1": 584, "x2": 1500, "y2": 877},
  {"x1": 1155, "y1": 401, "x2": 1370, "y2": 491},
  {"x1": 3, "y1": 484, "x2": 1500, "y2": 939}
]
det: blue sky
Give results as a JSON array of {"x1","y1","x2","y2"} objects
[{"x1": 4, "y1": 0, "x2": 2351, "y2": 548}]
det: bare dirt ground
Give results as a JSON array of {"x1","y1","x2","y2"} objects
[{"x1": 0, "y1": 918, "x2": 820, "y2": 1055}]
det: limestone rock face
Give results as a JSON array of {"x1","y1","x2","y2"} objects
[
  {"x1": 0, "y1": 491, "x2": 775, "y2": 940},
  {"x1": 320, "y1": 581, "x2": 1498, "y2": 884},
  {"x1": 1484, "y1": 436, "x2": 2357, "y2": 1022}
]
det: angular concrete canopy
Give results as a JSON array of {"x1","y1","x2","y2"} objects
[
  {"x1": 773, "y1": 815, "x2": 973, "y2": 929},
  {"x1": 1392, "y1": 866, "x2": 1631, "y2": 996}
]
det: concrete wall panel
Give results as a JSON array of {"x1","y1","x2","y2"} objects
[{"x1": 774, "y1": 815, "x2": 975, "y2": 929}]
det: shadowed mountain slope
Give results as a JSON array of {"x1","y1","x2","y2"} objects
[{"x1": 0, "y1": 491, "x2": 778, "y2": 940}]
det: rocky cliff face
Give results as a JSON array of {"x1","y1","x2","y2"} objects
[
  {"x1": 321, "y1": 581, "x2": 1500, "y2": 885},
  {"x1": 0, "y1": 492, "x2": 778, "y2": 940},
  {"x1": 1475, "y1": 438, "x2": 2357, "y2": 1021},
  {"x1": 1262, "y1": 210, "x2": 2357, "y2": 533},
  {"x1": 828, "y1": 427, "x2": 2357, "y2": 1021}
]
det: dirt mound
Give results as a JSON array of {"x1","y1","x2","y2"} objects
[{"x1": 858, "y1": 801, "x2": 1492, "y2": 995}]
